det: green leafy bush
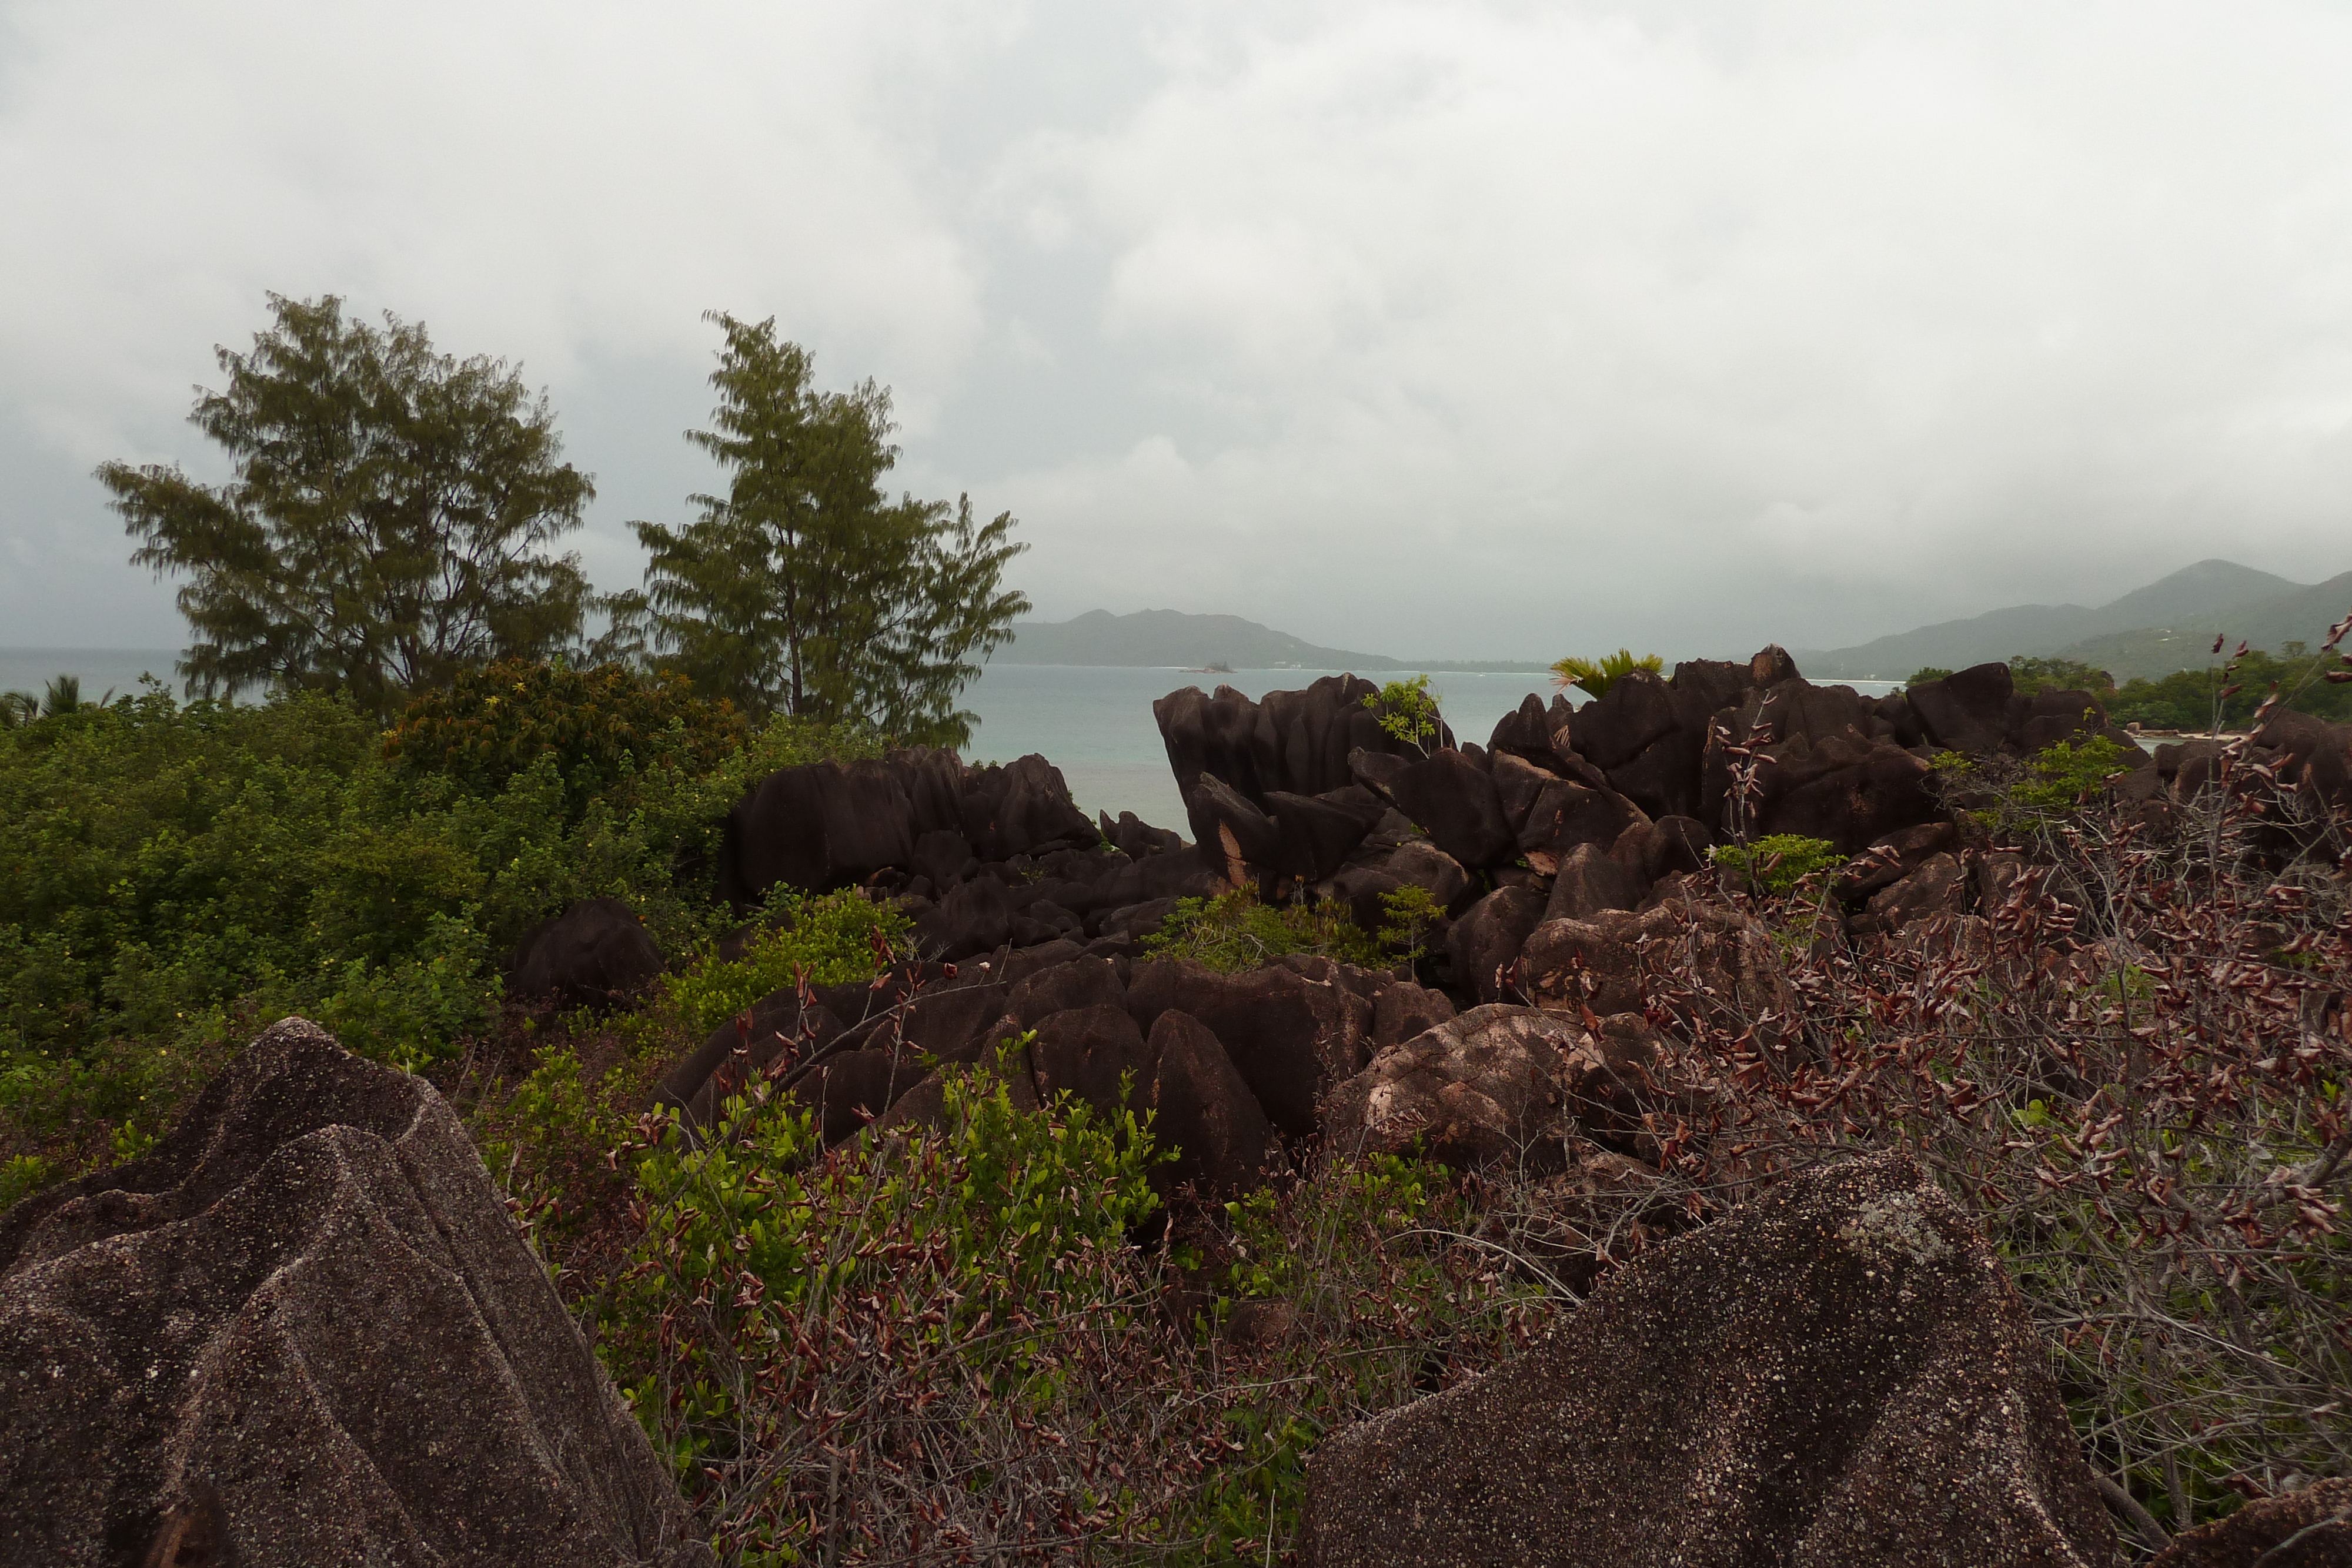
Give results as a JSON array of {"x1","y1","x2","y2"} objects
[
  {"x1": 2012, "y1": 734, "x2": 2138, "y2": 810},
  {"x1": 1144, "y1": 886, "x2": 1383, "y2": 972},
  {"x1": 2007, "y1": 656, "x2": 2116, "y2": 699},
  {"x1": 1709, "y1": 833, "x2": 1840, "y2": 895},
  {"x1": 635, "y1": 888, "x2": 910, "y2": 1043},
  {"x1": 1550, "y1": 649, "x2": 1663, "y2": 699},
  {"x1": 2107, "y1": 647, "x2": 2352, "y2": 730},
  {"x1": 1906, "y1": 666, "x2": 1955, "y2": 686},
  {"x1": 600, "y1": 1058, "x2": 1162, "y2": 1558},
  {"x1": 1376, "y1": 883, "x2": 1446, "y2": 963},
  {"x1": 0, "y1": 672, "x2": 878, "y2": 1185},
  {"x1": 1362, "y1": 674, "x2": 1442, "y2": 753},
  {"x1": 383, "y1": 657, "x2": 749, "y2": 814}
]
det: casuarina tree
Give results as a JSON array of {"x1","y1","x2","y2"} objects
[
  {"x1": 99, "y1": 294, "x2": 595, "y2": 716},
  {"x1": 604, "y1": 312, "x2": 1027, "y2": 747}
]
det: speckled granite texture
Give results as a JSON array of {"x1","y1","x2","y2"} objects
[
  {"x1": 0, "y1": 1018, "x2": 707, "y2": 1568},
  {"x1": 1305, "y1": 1153, "x2": 2116, "y2": 1567}
]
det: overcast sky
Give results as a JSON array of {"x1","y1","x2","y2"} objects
[{"x1": 5, "y1": 1, "x2": 2351, "y2": 661}]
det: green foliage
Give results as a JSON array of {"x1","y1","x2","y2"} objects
[
  {"x1": 604, "y1": 1059, "x2": 1161, "y2": 1500},
  {"x1": 1376, "y1": 883, "x2": 1446, "y2": 962},
  {"x1": 2007, "y1": 655, "x2": 2116, "y2": 699},
  {"x1": 1143, "y1": 886, "x2": 1382, "y2": 972},
  {"x1": 0, "y1": 675, "x2": 877, "y2": 1182},
  {"x1": 1906, "y1": 666, "x2": 1955, "y2": 686},
  {"x1": 1166, "y1": 1151, "x2": 1545, "y2": 1555},
  {"x1": 1709, "y1": 833, "x2": 1840, "y2": 895},
  {"x1": 609, "y1": 312, "x2": 1029, "y2": 746},
  {"x1": 2012, "y1": 734, "x2": 2139, "y2": 811},
  {"x1": 383, "y1": 657, "x2": 747, "y2": 814},
  {"x1": 1362, "y1": 674, "x2": 1442, "y2": 754},
  {"x1": 0, "y1": 1154, "x2": 52, "y2": 1210},
  {"x1": 639, "y1": 888, "x2": 910, "y2": 1043},
  {"x1": 2107, "y1": 647, "x2": 2352, "y2": 731},
  {"x1": 1550, "y1": 649, "x2": 1663, "y2": 700},
  {"x1": 96, "y1": 293, "x2": 595, "y2": 717}
]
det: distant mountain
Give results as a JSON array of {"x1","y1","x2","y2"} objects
[
  {"x1": 997, "y1": 609, "x2": 1406, "y2": 670},
  {"x1": 2052, "y1": 570, "x2": 2352, "y2": 679},
  {"x1": 995, "y1": 609, "x2": 1554, "y2": 673},
  {"x1": 1795, "y1": 560, "x2": 2344, "y2": 681}
]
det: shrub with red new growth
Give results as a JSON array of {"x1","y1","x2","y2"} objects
[
  {"x1": 1544, "y1": 743, "x2": 2351, "y2": 1558},
  {"x1": 564, "y1": 1049, "x2": 1544, "y2": 1566}
]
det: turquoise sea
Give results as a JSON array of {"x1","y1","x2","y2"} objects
[{"x1": 0, "y1": 649, "x2": 1901, "y2": 833}]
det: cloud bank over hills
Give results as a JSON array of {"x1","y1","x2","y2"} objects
[{"x1": 6, "y1": 4, "x2": 2352, "y2": 658}]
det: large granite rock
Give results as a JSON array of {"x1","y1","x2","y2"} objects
[
  {"x1": 1320, "y1": 1005, "x2": 1665, "y2": 1171},
  {"x1": 505, "y1": 897, "x2": 664, "y2": 1011},
  {"x1": 1519, "y1": 901, "x2": 1796, "y2": 1046},
  {"x1": 1125, "y1": 959, "x2": 1371, "y2": 1138},
  {"x1": 1304, "y1": 1154, "x2": 2115, "y2": 1567},
  {"x1": 0, "y1": 1018, "x2": 706, "y2": 1568}
]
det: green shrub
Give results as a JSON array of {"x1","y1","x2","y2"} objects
[
  {"x1": 383, "y1": 657, "x2": 749, "y2": 816},
  {"x1": 599, "y1": 1057, "x2": 1162, "y2": 1557},
  {"x1": 1144, "y1": 886, "x2": 1383, "y2": 972},
  {"x1": 0, "y1": 1154, "x2": 53, "y2": 1209},
  {"x1": 2007, "y1": 656, "x2": 2116, "y2": 699},
  {"x1": 1906, "y1": 666, "x2": 1955, "y2": 686},
  {"x1": 1550, "y1": 649, "x2": 1663, "y2": 700},
  {"x1": 1376, "y1": 883, "x2": 1446, "y2": 963},
  {"x1": 638, "y1": 888, "x2": 910, "y2": 1043},
  {"x1": 1159, "y1": 1151, "x2": 1546, "y2": 1555},
  {"x1": 0, "y1": 674, "x2": 877, "y2": 1185},
  {"x1": 1709, "y1": 833, "x2": 1840, "y2": 896},
  {"x1": 1362, "y1": 674, "x2": 1442, "y2": 753},
  {"x1": 2012, "y1": 734, "x2": 2138, "y2": 810}
]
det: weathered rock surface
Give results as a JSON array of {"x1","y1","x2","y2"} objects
[
  {"x1": 1519, "y1": 902, "x2": 1796, "y2": 1045},
  {"x1": 0, "y1": 1018, "x2": 706, "y2": 1568},
  {"x1": 1126, "y1": 959, "x2": 1371, "y2": 1138},
  {"x1": 1304, "y1": 1154, "x2": 2116, "y2": 1568},
  {"x1": 2147, "y1": 1477, "x2": 2352, "y2": 1567},
  {"x1": 1145, "y1": 1009, "x2": 1273, "y2": 1196},
  {"x1": 505, "y1": 896, "x2": 664, "y2": 1010},
  {"x1": 1321, "y1": 1005, "x2": 1663, "y2": 1171},
  {"x1": 1446, "y1": 885, "x2": 1548, "y2": 1005}
]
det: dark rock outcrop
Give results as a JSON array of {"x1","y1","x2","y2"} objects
[
  {"x1": 0, "y1": 1018, "x2": 706, "y2": 1568},
  {"x1": 1027, "y1": 1004, "x2": 1157, "y2": 1118},
  {"x1": 1387, "y1": 750, "x2": 1515, "y2": 869},
  {"x1": 723, "y1": 748, "x2": 1095, "y2": 906},
  {"x1": 1544, "y1": 842, "x2": 1644, "y2": 923},
  {"x1": 1446, "y1": 885, "x2": 1548, "y2": 1005},
  {"x1": 1321, "y1": 1005, "x2": 1664, "y2": 1171},
  {"x1": 1155, "y1": 675, "x2": 1432, "y2": 827},
  {"x1": 1520, "y1": 902, "x2": 1796, "y2": 1047},
  {"x1": 1125, "y1": 959, "x2": 1370, "y2": 1138},
  {"x1": 1304, "y1": 1154, "x2": 2116, "y2": 1567},
  {"x1": 505, "y1": 897, "x2": 665, "y2": 1011},
  {"x1": 1145, "y1": 1010, "x2": 1273, "y2": 1196}
]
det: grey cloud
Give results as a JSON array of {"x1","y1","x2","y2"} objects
[{"x1": 5, "y1": 1, "x2": 2351, "y2": 657}]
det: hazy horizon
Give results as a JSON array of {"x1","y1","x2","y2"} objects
[{"x1": 8, "y1": 4, "x2": 2352, "y2": 662}]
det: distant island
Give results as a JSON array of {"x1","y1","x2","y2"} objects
[{"x1": 996, "y1": 608, "x2": 1551, "y2": 673}]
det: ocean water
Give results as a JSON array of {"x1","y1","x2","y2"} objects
[{"x1": 0, "y1": 648, "x2": 1902, "y2": 831}]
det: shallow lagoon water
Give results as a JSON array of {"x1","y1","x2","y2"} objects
[
  {"x1": 961, "y1": 664, "x2": 1902, "y2": 829},
  {"x1": 0, "y1": 648, "x2": 1901, "y2": 831}
]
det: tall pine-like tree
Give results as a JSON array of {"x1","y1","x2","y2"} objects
[
  {"x1": 607, "y1": 313, "x2": 1027, "y2": 746},
  {"x1": 100, "y1": 295, "x2": 594, "y2": 716}
]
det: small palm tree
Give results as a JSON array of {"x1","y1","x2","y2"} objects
[
  {"x1": 0, "y1": 691, "x2": 36, "y2": 728},
  {"x1": 1550, "y1": 649, "x2": 1663, "y2": 699}
]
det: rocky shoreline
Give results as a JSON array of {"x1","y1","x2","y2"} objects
[{"x1": 6, "y1": 648, "x2": 2348, "y2": 1565}]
